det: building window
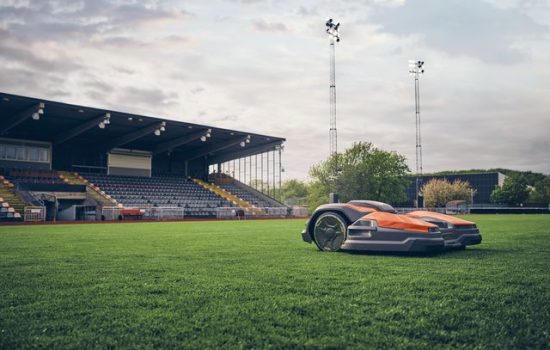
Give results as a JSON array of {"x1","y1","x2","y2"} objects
[
  {"x1": 28, "y1": 147, "x2": 39, "y2": 162},
  {"x1": 16, "y1": 146, "x2": 25, "y2": 160},
  {"x1": 5, "y1": 146, "x2": 16, "y2": 160},
  {"x1": 38, "y1": 148, "x2": 48, "y2": 162},
  {"x1": 0, "y1": 142, "x2": 50, "y2": 163}
]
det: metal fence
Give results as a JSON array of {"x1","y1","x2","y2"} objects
[
  {"x1": 101, "y1": 206, "x2": 299, "y2": 220},
  {"x1": 146, "y1": 207, "x2": 185, "y2": 220},
  {"x1": 264, "y1": 207, "x2": 289, "y2": 217},
  {"x1": 395, "y1": 207, "x2": 448, "y2": 214},
  {"x1": 101, "y1": 206, "x2": 122, "y2": 220},
  {"x1": 395, "y1": 206, "x2": 550, "y2": 215},
  {"x1": 215, "y1": 206, "x2": 292, "y2": 219},
  {"x1": 24, "y1": 206, "x2": 46, "y2": 222},
  {"x1": 215, "y1": 207, "x2": 241, "y2": 219},
  {"x1": 101, "y1": 206, "x2": 185, "y2": 220},
  {"x1": 290, "y1": 206, "x2": 309, "y2": 217}
]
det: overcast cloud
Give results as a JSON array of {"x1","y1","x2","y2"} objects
[{"x1": 0, "y1": 0, "x2": 549, "y2": 179}]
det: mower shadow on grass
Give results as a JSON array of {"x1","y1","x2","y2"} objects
[
  {"x1": 335, "y1": 246, "x2": 496, "y2": 258},
  {"x1": 338, "y1": 250, "x2": 447, "y2": 258},
  {"x1": 438, "y1": 246, "x2": 502, "y2": 259}
]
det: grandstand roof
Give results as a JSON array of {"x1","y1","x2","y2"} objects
[{"x1": 0, "y1": 92, "x2": 285, "y2": 164}]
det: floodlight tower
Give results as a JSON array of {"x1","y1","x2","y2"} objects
[
  {"x1": 326, "y1": 19, "x2": 340, "y2": 164},
  {"x1": 409, "y1": 60, "x2": 425, "y2": 207}
]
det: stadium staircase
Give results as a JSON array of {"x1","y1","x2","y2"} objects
[
  {"x1": 57, "y1": 171, "x2": 119, "y2": 207},
  {"x1": 0, "y1": 177, "x2": 24, "y2": 220},
  {"x1": 192, "y1": 178, "x2": 263, "y2": 215}
]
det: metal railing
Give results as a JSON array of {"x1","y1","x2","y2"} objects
[
  {"x1": 215, "y1": 206, "x2": 291, "y2": 219},
  {"x1": 14, "y1": 185, "x2": 44, "y2": 206},
  {"x1": 290, "y1": 206, "x2": 309, "y2": 217},
  {"x1": 100, "y1": 206, "x2": 299, "y2": 221},
  {"x1": 395, "y1": 206, "x2": 550, "y2": 215},
  {"x1": 215, "y1": 207, "x2": 242, "y2": 219},
  {"x1": 395, "y1": 207, "x2": 448, "y2": 214},
  {"x1": 146, "y1": 207, "x2": 185, "y2": 220},
  {"x1": 24, "y1": 206, "x2": 46, "y2": 222},
  {"x1": 101, "y1": 206, "x2": 185, "y2": 220}
]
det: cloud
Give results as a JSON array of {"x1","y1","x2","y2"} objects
[
  {"x1": 0, "y1": 26, "x2": 83, "y2": 77},
  {"x1": 368, "y1": 0, "x2": 549, "y2": 63},
  {"x1": 119, "y1": 87, "x2": 179, "y2": 108},
  {"x1": 296, "y1": 6, "x2": 318, "y2": 17},
  {"x1": 0, "y1": 0, "x2": 193, "y2": 42},
  {"x1": 0, "y1": 0, "x2": 549, "y2": 181},
  {"x1": 252, "y1": 19, "x2": 288, "y2": 33},
  {"x1": 190, "y1": 86, "x2": 205, "y2": 94}
]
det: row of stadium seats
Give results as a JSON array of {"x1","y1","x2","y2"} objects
[
  {"x1": 0, "y1": 203, "x2": 22, "y2": 220},
  {"x1": 81, "y1": 173, "x2": 234, "y2": 213},
  {"x1": 0, "y1": 168, "x2": 65, "y2": 185},
  {"x1": 219, "y1": 183, "x2": 281, "y2": 208}
]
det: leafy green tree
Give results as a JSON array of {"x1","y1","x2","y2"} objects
[
  {"x1": 279, "y1": 179, "x2": 309, "y2": 206},
  {"x1": 528, "y1": 176, "x2": 550, "y2": 203},
  {"x1": 307, "y1": 181, "x2": 329, "y2": 213},
  {"x1": 491, "y1": 174, "x2": 530, "y2": 206},
  {"x1": 309, "y1": 142, "x2": 410, "y2": 207}
]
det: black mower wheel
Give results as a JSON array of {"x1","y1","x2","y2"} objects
[{"x1": 313, "y1": 212, "x2": 348, "y2": 252}]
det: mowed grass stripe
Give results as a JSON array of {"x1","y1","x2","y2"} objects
[{"x1": 1, "y1": 216, "x2": 549, "y2": 349}]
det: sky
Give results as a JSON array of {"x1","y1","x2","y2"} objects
[{"x1": 0, "y1": 0, "x2": 549, "y2": 180}]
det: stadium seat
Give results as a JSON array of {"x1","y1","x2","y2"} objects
[{"x1": 79, "y1": 173, "x2": 236, "y2": 218}]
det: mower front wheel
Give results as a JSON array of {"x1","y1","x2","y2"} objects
[{"x1": 312, "y1": 212, "x2": 348, "y2": 252}]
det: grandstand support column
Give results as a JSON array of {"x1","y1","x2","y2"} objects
[
  {"x1": 271, "y1": 150, "x2": 277, "y2": 197},
  {"x1": 278, "y1": 146, "x2": 282, "y2": 200},
  {"x1": 261, "y1": 153, "x2": 264, "y2": 193},
  {"x1": 255, "y1": 154, "x2": 258, "y2": 190},
  {"x1": 267, "y1": 151, "x2": 270, "y2": 196},
  {"x1": 249, "y1": 156, "x2": 252, "y2": 187}
]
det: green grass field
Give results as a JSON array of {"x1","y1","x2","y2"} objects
[{"x1": 1, "y1": 215, "x2": 549, "y2": 349}]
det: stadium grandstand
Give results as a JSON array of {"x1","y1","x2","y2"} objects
[{"x1": 0, "y1": 92, "x2": 297, "y2": 222}]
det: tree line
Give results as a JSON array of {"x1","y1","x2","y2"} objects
[{"x1": 274, "y1": 142, "x2": 550, "y2": 211}]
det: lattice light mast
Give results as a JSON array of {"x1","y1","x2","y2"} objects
[
  {"x1": 409, "y1": 60, "x2": 425, "y2": 207},
  {"x1": 326, "y1": 19, "x2": 340, "y2": 161}
]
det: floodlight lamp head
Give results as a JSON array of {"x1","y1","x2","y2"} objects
[
  {"x1": 200, "y1": 135, "x2": 207, "y2": 142},
  {"x1": 32, "y1": 112, "x2": 40, "y2": 120},
  {"x1": 240, "y1": 141, "x2": 246, "y2": 147},
  {"x1": 98, "y1": 122, "x2": 105, "y2": 129},
  {"x1": 154, "y1": 129, "x2": 161, "y2": 136},
  {"x1": 326, "y1": 18, "x2": 340, "y2": 42}
]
